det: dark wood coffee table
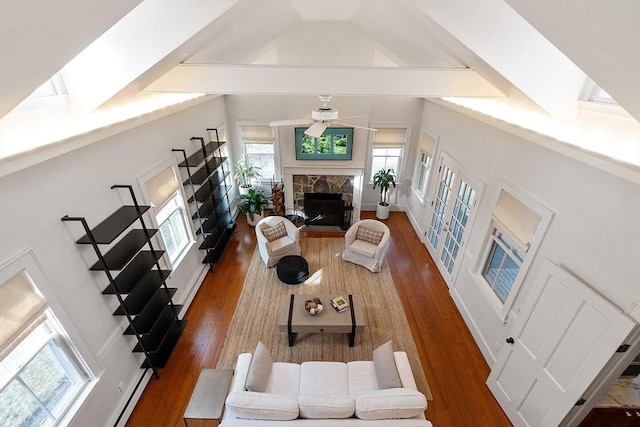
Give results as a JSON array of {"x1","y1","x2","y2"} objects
[{"x1": 278, "y1": 294, "x2": 365, "y2": 347}]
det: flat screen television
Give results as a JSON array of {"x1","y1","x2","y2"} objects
[{"x1": 295, "y1": 127, "x2": 353, "y2": 160}]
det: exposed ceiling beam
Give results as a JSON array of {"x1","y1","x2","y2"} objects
[
  {"x1": 145, "y1": 64, "x2": 505, "y2": 98},
  {"x1": 506, "y1": 0, "x2": 640, "y2": 121},
  {"x1": 417, "y1": 0, "x2": 587, "y2": 119},
  {"x1": 0, "y1": 0, "x2": 141, "y2": 118},
  {"x1": 60, "y1": 0, "x2": 238, "y2": 115}
]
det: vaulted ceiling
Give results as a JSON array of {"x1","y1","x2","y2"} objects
[{"x1": 1, "y1": 0, "x2": 638, "y2": 121}]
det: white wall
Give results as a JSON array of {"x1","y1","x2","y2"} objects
[
  {"x1": 416, "y1": 100, "x2": 640, "y2": 364},
  {"x1": 224, "y1": 94, "x2": 423, "y2": 214},
  {"x1": 0, "y1": 97, "x2": 228, "y2": 426}
]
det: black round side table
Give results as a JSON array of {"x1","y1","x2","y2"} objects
[{"x1": 277, "y1": 255, "x2": 309, "y2": 284}]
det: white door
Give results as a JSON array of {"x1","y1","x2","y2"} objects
[
  {"x1": 426, "y1": 154, "x2": 482, "y2": 287},
  {"x1": 487, "y1": 259, "x2": 637, "y2": 427}
]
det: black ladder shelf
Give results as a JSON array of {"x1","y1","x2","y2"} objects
[
  {"x1": 62, "y1": 185, "x2": 186, "y2": 378},
  {"x1": 173, "y1": 129, "x2": 235, "y2": 266}
]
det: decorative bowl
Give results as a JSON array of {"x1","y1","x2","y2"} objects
[{"x1": 304, "y1": 298, "x2": 323, "y2": 315}]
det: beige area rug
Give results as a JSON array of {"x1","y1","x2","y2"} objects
[{"x1": 216, "y1": 238, "x2": 432, "y2": 400}]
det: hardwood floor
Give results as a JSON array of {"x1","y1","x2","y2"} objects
[{"x1": 125, "y1": 212, "x2": 512, "y2": 427}]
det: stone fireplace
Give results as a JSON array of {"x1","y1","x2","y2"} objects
[{"x1": 283, "y1": 167, "x2": 363, "y2": 226}]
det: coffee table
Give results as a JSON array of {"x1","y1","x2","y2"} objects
[{"x1": 278, "y1": 294, "x2": 365, "y2": 347}]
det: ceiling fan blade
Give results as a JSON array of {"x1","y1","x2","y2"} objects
[
  {"x1": 333, "y1": 121, "x2": 378, "y2": 132},
  {"x1": 269, "y1": 118, "x2": 311, "y2": 127},
  {"x1": 304, "y1": 122, "x2": 328, "y2": 138},
  {"x1": 335, "y1": 115, "x2": 364, "y2": 121}
]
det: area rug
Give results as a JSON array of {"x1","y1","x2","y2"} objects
[{"x1": 216, "y1": 238, "x2": 432, "y2": 400}]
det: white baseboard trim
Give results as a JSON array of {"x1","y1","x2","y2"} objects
[
  {"x1": 450, "y1": 287, "x2": 497, "y2": 366},
  {"x1": 112, "y1": 370, "x2": 153, "y2": 427},
  {"x1": 179, "y1": 264, "x2": 209, "y2": 315}
]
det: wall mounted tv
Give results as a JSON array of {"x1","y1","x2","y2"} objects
[{"x1": 295, "y1": 127, "x2": 353, "y2": 160}]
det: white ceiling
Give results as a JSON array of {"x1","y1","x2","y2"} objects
[{"x1": 0, "y1": 0, "x2": 638, "y2": 121}]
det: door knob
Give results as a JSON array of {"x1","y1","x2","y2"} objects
[
  {"x1": 506, "y1": 337, "x2": 515, "y2": 344},
  {"x1": 443, "y1": 222, "x2": 449, "y2": 232}
]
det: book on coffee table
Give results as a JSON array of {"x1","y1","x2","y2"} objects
[{"x1": 331, "y1": 295, "x2": 350, "y2": 312}]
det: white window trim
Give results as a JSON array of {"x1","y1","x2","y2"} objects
[
  {"x1": 136, "y1": 157, "x2": 195, "y2": 270},
  {"x1": 367, "y1": 124, "x2": 412, "y2": 185},
  {"x1": 236, "y1": 121, "x2": 279, "y2": 185},
  {"x1": 411, "y1": 131, "x2": 438, "y2": 204},
  {"x1": 0, "y1": 250, "x2": 99, "y2": 425},
  {"x1": 472, "y1": 180, "x2": 554, "y2": 321}
]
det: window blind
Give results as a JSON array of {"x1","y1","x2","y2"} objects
[
  {"x1": 492, "y1": 190, "x2": 541, "y2": 253},
  {"x1": 0, "y1": 272, "x2": 46, "y2": 355},
  {"x1": 419, "y1": 132, "x2": 435, "y2": 156},
  {"x1": 241, "y1": 126, "x2": 273, "y2": 142},
  {"x1": 146, "y1": 166, "x2": 180, "y2": 209},
  {"x1": 373, "y1": 128, "x2": 406, "y2": 146}
]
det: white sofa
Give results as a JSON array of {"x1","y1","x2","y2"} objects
[{"x1": 220, "y1": 351, "x2": 433, "y2": 427}]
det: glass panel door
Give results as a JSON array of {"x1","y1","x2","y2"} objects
[{"x1": 425, "y1": 155, "x2": 482, "y2": 288}]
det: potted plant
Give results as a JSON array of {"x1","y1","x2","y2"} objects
[
  {"x1": 372, "y1": 168, "x2": 396, "y2": 220},
  {"x1": 234, "y1": 156, "x2": 262, "y2": 195},
  {"x1": 237, "y1": 188, "x2": 271, "y2": 226}
]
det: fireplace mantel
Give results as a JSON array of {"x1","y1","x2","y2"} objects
[{"x1": 283, "y1": 166, "x2": 363, "y2": 223}]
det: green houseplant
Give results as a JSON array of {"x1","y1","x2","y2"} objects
[
  {"x1": 237, "y1": 188, "x2": 271, "y2": 226},
  {"x1": 234, "y1": 156, "x2": 262, "y2": 195},
  {"x1": 372, "y1": 168, "x2": 396, "y2": 219}
]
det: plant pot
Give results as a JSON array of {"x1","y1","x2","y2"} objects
[
  {"x1": 246, "y1": 213, "x2": 264, "y2": 227},
  {"x1": 238, "y1": 184, "x2": 253, "y2": 196},
  {"x1": 376, "y1": 203, "x2": 390, "y2": 220}
]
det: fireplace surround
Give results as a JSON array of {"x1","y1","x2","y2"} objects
[{"x1": 283, "y1": 167, "x2": 363, "y2": 227}]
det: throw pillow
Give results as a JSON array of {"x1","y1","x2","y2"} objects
[
  {"x1": 373, "y1": 340, "x2": 401, "y2": 389},
  {"x1": 298, "y1": 395, "x2": 355, "y2": 419},
  {"x1": 262, "y1": 221, "x2": 287, "y2": 242},
  {"x1": 225, "y1": 391, "x2": 299, "y2": 420},
  {"x1": 357, "y1": 226, "x2": 384, "y2": 245},
  {"x1": 246, "y1": 341, "x2": 273, "y2": 392},
  {"x1": 355, "y1": 388, "x2": 427, "y2": 420}
]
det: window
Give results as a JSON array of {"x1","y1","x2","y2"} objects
[
  {"x1": 241, "y1": 126, "x2": 275, "y2": 181},
  {"x1": 1, "y1": 272, "x2": 90, "y2": 427},
  {"x1": 477, "y1": 187, "x2": 549, "y2": 315},
  {"x1": 370, "y1": 128, "x2": 406, "y2": 182},
  {"x1": 145, "y1": 166, "x2": 192, "y2": 267},
  {"x1": 413, "y1": 132, "x2": 436, "y2": 200},
  {"x1": 156, "y1": 193, "x2": 191, "y2": 265},
  {"x1": 27, "y1": 74, "x2": 67, "y2": 99},
  {"x1": 581, "y1": 79, "x2": 619, "y2": 106},
  {"x1": 482, "y1": 230, "x2": 524, "y2": 302}
]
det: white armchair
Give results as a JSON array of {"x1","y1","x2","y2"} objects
[
  {"x1": 255, "y1": 216, "x2": 301, "y2": 267},
  {"x1": 342, "y1": 219, "x2": 390, "y2": 272}
]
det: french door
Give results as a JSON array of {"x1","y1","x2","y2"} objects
[{"x1": 425, "y1": 154, "x2": 483, "y2": 288}]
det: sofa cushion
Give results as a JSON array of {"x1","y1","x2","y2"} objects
[
  {"x1": 264, "y1": 362, "x2": 300, "y2": 398},
  {"x1": 373, "y1": 340, "x2": 401, "y2": 389},
  {"x1": 298, "y1": 395, "x2": 355, "y2": 419},
  {"x1": 225, "y1": 391, "x2": 299, "y2": 420},
  {"x1": 355, "y1": 388, "x2": 427, "y2": 420},
  {"x1": 262, "y1": 221, "x2": 287, "y2": 242},
  {"x1": 349, "y1": 239, "x2": 378, "y2": 258},
  {"x1": 300, "y1": 361, "x2": 350, "y2": 397},
  {"x1": 347, "y1": 361, "x2": 378, "y2": 396},
  {"x1": 246, "y1": 341, "x2": 272, "y2": 392},
  {"x1": 357, "y1": 226, "x2": 384, "y2": 245}
]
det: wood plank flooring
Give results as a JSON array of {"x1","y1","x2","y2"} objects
[{"x1": 125, "y1": 212, "x2": 512, "y2": 427}]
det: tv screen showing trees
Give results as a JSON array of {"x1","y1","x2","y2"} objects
[{"x1": 295, "y1": 127, "x2": 353, "y2": 160}]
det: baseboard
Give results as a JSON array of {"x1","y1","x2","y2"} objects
[
  {"x1": 179, "y1": 264, "x2": 209, "y2": 316},
  {"x1": 450, "y1": 286, "x2": 497, "y2": 366}
]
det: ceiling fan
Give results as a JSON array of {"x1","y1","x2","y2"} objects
[{"x1": 269, "y1": 95, "x2": 378, "y2": 138}]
